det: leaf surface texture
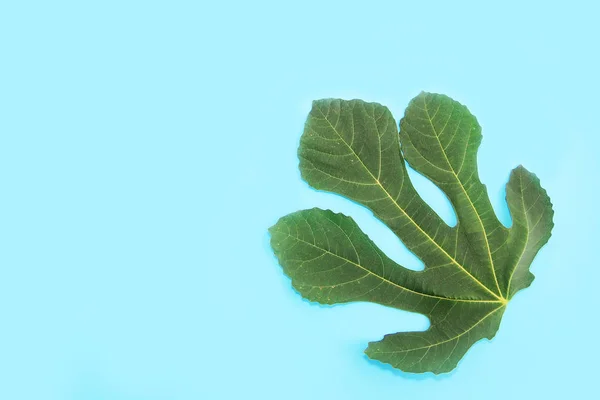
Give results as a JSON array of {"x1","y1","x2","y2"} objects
[{"x1": 269, "y1": 93, "x2": 554, "y2": 374}]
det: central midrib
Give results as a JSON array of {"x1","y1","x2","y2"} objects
[
  {"x1": 317, "y1": 110, "x2": 502, "y2": 301},
  {"x1": 422, "y1": 100, "x2": 504, "y2": 299}
]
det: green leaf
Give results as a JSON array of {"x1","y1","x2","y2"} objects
[{"x1": 269, "y1": 93, "x2": 554, "y2": 374}]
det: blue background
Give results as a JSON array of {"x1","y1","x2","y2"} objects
[{"x1": 1, "y1": 1, "x2": 598, "y2": 399}]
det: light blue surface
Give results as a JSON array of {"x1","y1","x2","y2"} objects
[{"x1": 1, "y1": 1, "x2": 598, "y2": 398}]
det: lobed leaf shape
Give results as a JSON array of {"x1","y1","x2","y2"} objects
[{"x1": 269, "y1": 92, "x2": 554, "y2": 374}]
